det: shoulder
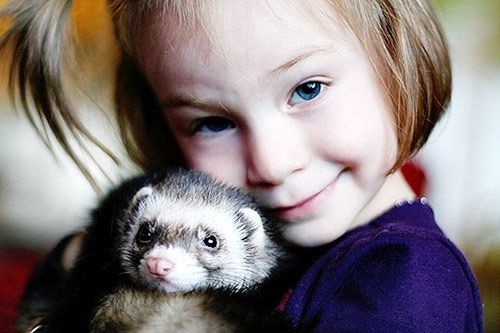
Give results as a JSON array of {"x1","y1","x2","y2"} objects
[
  {"x1": 288, "y1": 225, "x2": 483, "y2": 332},
  {"x1": 339, "y1": 228, "x2": 479, "y2": 308},
  {"x1": 339, "y1": 225, "x2": 475, "y2": 290}
]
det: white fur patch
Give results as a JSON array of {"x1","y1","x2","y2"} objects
[
  {"x1": 238, "y1": 208, "x2": 261, "y2": 226},
  {"x1": 238, "y1": 207, "x2": 265, "y2": 246},
  {"x1": 132, "y1": 186, "x2": 153, "y2": 204},
  {"x1": 139, "y1": 245, "x2": 207, "y2": 293},
  {"x1": 138, "y1": 195, "x2": 244, "y2": 251}
]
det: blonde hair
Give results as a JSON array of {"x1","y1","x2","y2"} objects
[
  {"x1": 332, "y1": 1, "x2": 451, "y2": 171},
  {"x1": 0, "y1": 0, "x2": 451, "y2": 187}
]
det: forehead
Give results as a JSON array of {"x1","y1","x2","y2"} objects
[
  {"x1": 137, "y1": 194, "x2": 238, "y2": 232},
  {"x1": 134, "y1": 0, "x2": 354, "y2": 88},
  {"x1": 138, "y1": 0, "x2": 344, "y2": 44}
]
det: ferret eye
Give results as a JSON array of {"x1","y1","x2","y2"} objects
[
  {"x1": 136, "y1": 224, "x2": 155, "y2": 245},
  {"x1": 203, "y1": 235, "x2": 218, "y2": 248}
]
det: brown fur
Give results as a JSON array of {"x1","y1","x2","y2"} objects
[{"x1": 92, "y1": 289, "x2": 235, "y2": 333}]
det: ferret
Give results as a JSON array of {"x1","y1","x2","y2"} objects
[{"x1": 17, "y1": 169, "x2": 294, "y2": 333}]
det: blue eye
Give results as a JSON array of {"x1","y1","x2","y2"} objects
[
  {"x1": 290, "y1": 81, "x2": 324, "y2": 105},
  {"x1": 196, "y1": 116, "x2": 235, "y2": 133}
]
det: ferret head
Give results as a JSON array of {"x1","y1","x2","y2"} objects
[{"x1": 117, "y1": 171, "x2": 280, "y2": 293}]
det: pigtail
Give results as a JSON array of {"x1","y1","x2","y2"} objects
[{"x1": 0, "y1": 0, "x2": 119, "y2": 192}]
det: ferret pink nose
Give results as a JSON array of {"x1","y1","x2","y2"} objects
[{"x1": 146, "y1": 257, "x2": 174, "y2": 276}]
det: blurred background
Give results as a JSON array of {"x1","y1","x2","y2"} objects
[{"x1": 0, "y1": 0, "x2": 499, "y2": 331}]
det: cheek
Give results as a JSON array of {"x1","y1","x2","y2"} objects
[
  {"x1": 311, "y1": 57, "x2": 398, "y2": 175},
  {"x1": 312, "y1": 96, "x2": 397, "y2": 178},
  {"x1": 177, "y1": 138, "x2": 247, "y2": 188}
]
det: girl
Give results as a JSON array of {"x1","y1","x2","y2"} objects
[{"x1": 1, "y1": 0, "x2": 483, "y2": 331}]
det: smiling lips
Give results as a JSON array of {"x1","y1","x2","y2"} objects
[{"x1": 271, "y1": 174, "x2": 340, "y2": 220}]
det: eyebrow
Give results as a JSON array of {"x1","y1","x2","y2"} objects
[
  {"x1": 268, "y1": 46, "x2": 336, "y2": 76},
  {"x1": 161, "y1": 97, "x2": 230, "y2": 113}
]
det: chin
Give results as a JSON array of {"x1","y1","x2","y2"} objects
[{"x1": 282, "y1": 221, "x2": 347, "y2": 248}]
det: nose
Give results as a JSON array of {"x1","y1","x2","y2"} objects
[
  {"x1": 246, "y1": 120, "x2": 309, "y2": 186},
  {"x1": 146, "y1": 256, "x2": 175, "y2": 276}
]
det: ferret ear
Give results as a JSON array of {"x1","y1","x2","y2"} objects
[
  {"x1": 132, "y1": 186, "x2": 153, "y2": 204},
  {"x1": 238, "y1": 207, "x2": 265, "y2": 248}
]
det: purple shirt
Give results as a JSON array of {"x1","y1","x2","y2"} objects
[{"x1": 283, "y1": 199, "x2": 483, "y2": 332}]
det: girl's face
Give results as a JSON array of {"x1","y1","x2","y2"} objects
[{"x1": 136, "y1": 1, "x2": 408, "y2": 246}]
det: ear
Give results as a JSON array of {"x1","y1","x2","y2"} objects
[
  {"x1": 131, "y1": 186, "x2": 153, "y2": 205},
  {"x1": 238, "y1": 207, "x2": 265, "y2": 248}
]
